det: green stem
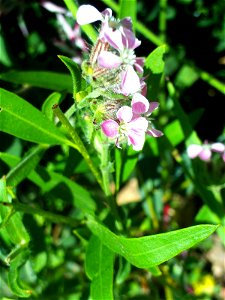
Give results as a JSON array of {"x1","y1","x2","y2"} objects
[
  {"x1": 2, "y1": 202, "x2": 80, "y2": 227},
  {"x1": 52, "y1": 104, "x2": 104, "y2": 191},
  {"x1": 159, "y1": 0, "x2": 167, "y2": 43},
  {"x1": 146, "y1": 195, "x2": 159, "y2": 230},
  {"x1": 100, "y1": 143, "x2": 112, "y2": 197}
]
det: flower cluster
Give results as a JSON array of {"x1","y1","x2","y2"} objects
[
  {"x1": 187, "y1": 142, "x2": 225, "y2": 162},
  {"x1": 76, "y1": 5, "x2": 163, "y2": 151}
]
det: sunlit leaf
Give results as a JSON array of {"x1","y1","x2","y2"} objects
[
  {"x1": 0, "y1": 88, "x2": 69, "y2": 145},
  {"x1": 87, "y1": 218, "x2": 218, "y2": 268}
]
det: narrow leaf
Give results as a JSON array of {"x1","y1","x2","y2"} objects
[
  {"x1": 0, "y1": 71, "x2": 73, "y2": 92},
  {"x1": 58, "y1": 55, "x2": 82, "y2": 97},
  {"x1": 87, "y1": 218, "x2": 218, "y2": 269},
  {"x1": 6, "y1": 145, "x2": 47, "y2": 187},
  {"x1": 85, "y1": 235, "x2": 114, "y2": 300},
  {"x1": 0, "y1": 88, "x2": 69, "y2": 145}
]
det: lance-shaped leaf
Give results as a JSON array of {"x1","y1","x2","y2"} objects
[
  {"x1": 0, "y1": 71, "x2": 73, "y2": 92},
  {"x1": 58, "y1": 55, "x2": 82, "y2": 97},
  {"x1": 85, "y1": 235, "x2": 114, "y2": 300},
  {"x1": 87, "y1": 218, "x2": 218, "y2": 269},
  {"x1": 0, "y1": 88, "x2": 69, "y2": 145}
]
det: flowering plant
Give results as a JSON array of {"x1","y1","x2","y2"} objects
[{"x1": 0, "y1": 1, "x2": 224, "y2": 299}]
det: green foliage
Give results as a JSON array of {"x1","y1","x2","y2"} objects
[{"x1": 0, "y1": 0, "x2": 224, "y2": 299}]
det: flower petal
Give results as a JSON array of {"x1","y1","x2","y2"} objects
[
  {"x1": 129, "y1": 117, "x2": 148, "y2": 132},
  {"x1": 199, "y1": 148, "x2": 212, "y2": 161},
  {"x1": 147, "y1": 102, "x2": 159, "y2": 115},
  {"x1": 97, "y1": 51, "x2": 122, "y2": 68},
  {"x1": 211, "y1": 142, "x2": 225, "y2": 153},
  {"x1": 146, "y1": 128, "x2": 163, "y2": 137},
  {"x1": 131, "y1": 93, "x2": 149, "y2": 114},
  {"x1": 117, "y1": 106, "x2": 133, "y2": 123},
  {"x1": 121, "y1": 66, "x2": 141, "y2": 96},
  {"x1": 76, "y1": 5, "x2": 102, "y2": 25},
  {"x1": 104, "y1": 29, "x2": 124, "y2": 51},
  {"x1": 127, "y1": 129, "x2": 146, "y2": 151},
  {"x1": 187, "y1": 144, "x2": 203, "y2": 159},
  {"x1": 101, "y1": 119, "x2": 119, "y2": 137}
]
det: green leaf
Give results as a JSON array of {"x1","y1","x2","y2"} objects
[
  {"x1": 58, "y1": 55, "x2": 82, "y2": 97},
  {"x1": 0, "y1": 71, "x2": 73, "y2": 92},
  {"x1": 0, "y1": 153, "x2": 96, "y2": 215},
  {"x1": 0, "y1": 88, "x2": 69, "y2": 145},
  {"x1": 6, "y1": 145, "x2": 47, "y2": 187},
  {"x1": 42, "y1": 92, "x2": 65, "y2": 121},
  {"x1": 164, "y1": 119, "x2": 184, "y2": 146},
  {"x1": 118, "y1": 0, "x2": 137, "y2": 30},
  {"x1": 87, "y1": 218, "x2": 218, "y2": 269},
  {"x1": 145, "y1": 45, "x2": 167, "y2": 99},
  {"x1": 85, "y1": 235, "x2": 114, "y2": 300},
  {"x1": 0, "y1": 177, "x2": 8, "y2": 203},
  {"x1": 115, "y1": 147, "x2": 139, "y2": 191},
  {"x1": 8, "y1": 249, "x2": 32, "y2": 298}
]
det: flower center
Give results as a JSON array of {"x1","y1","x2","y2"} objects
[{"x1": 120, "y1": 48, "x2": 136, "y2": 66}]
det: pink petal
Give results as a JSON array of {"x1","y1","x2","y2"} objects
[
  {"x1": 127, "y1": 129, "x2": 146, "y2": 151},
  {"x1": 57, "y1": 14, "x2": 75, "y2": 40},
  {"x1": 76, "y1": 5, "x2": 102, "y2": 25},
  {"x1": 121, "y1": 66, "x2": 141, "y2": 96},
  {"x1": 187, "y1": 144, "x2": 203, "y2": 159},
  {"x1": 101, "y1": 8, "x2": 112, "y2": 18},
  {"x1": 146, "y1": 128, "x2": 163, "y2": 137},
  {"x1": 131, "y1": 93, "x2": 149, "y2": 114},
  {"x1": 211, "y1": 142, "x2": 225, "y2": 153},
  {"x1": 129, "y1": 117, "x2": 148, "y2": 132},
  {"x1": 97, "y1": 51, "x2": 122, "y2": 68},
  {"x1": 117, "y1": 106, "x2": 133, "y2": 123},
  {"x1": 101, "y1": 120, "x2": 119, "y2": 137},
  {"x1": 147, "y1": 102, "x2": 159, "y2": 115},
  {"x1": 120, "y1": 17, "x2": 133, "y2": 31},
  {"x1": 41, "y1": 2, "x2": 68, "y2": 14},
  {"x1": 199, "y1": 148, "x2": 212, "y2": 161},
  {"x1": 104, "y1": 29, "x2": 124, "y2": 51}
]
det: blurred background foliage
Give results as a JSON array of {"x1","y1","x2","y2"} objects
[{"x1": 0, "y1": 0, "x2": 225, "y2": 299}]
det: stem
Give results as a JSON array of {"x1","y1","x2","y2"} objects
[
  {"x1": 159, "y1": 0, "x2": 167, "y2": 43},
  {"x1": 100, "y1": 143, "x2": 112, "y2": 197},
  {"x1": 52, "y1": 104, "x2": 104, "y2": 191},
  {"x1": 146, "y1": 195, "x2": 159, "y2": 230},
  {"x1": 2, "y1": 202, "x2": 80, "y2": 227}
]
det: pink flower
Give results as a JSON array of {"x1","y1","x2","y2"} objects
[
  {"x1": 187, "y1": 144, "x2": 211, "y2": 161},
  {"x1": 76, "y1": 5, "x2": 110, "y2": 25},
  {"x1": 101, "y1": 106, "x2": 148, "y2": 151},
  {"x1": 187, "y1": 141, "x2": 225, "y2": 162}
]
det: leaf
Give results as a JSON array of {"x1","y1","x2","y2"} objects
[
  {"x1": 85, "y1": 235, "x2": 114, "y2": 300},
  {"x1": 115, "y1": 147, "x2": 139, "y2": 191},
  {"x1": 144, "y1": 45, "x2": 167, "y2": 99},
  {"x1": 118, "y1": 0, "x2": 137, "y2": 30},
  {"x1": 7, "y1": 249, "x2": 32, "y2": 298},
  {"x1": 87, "y1": 218, "x2": 218, "y2": 269},
  {"x1": 0, "y1": 88, "x2": 69, "y2": 145},
  {"x1": 58, "y1": 55, "x2": 82, "y2": 97},
  {"x1": 0, "y1": 71, "x2": 73, "y2": 92},
  {"x1": 6, "y1": 145, "x2": 47, "y2": 187},
  {"x1": 0, "y1": 153, "x2": 96, "y2": 215},
  {"x1": 164, "y1": 119, "x2": 184, "y2": 146},
  {"x1": 42, "y1": 92, "x2": 65, "y2": 121},
  {"x1": 0, "y1": 177, "x2": 8, "y2": 203}
]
